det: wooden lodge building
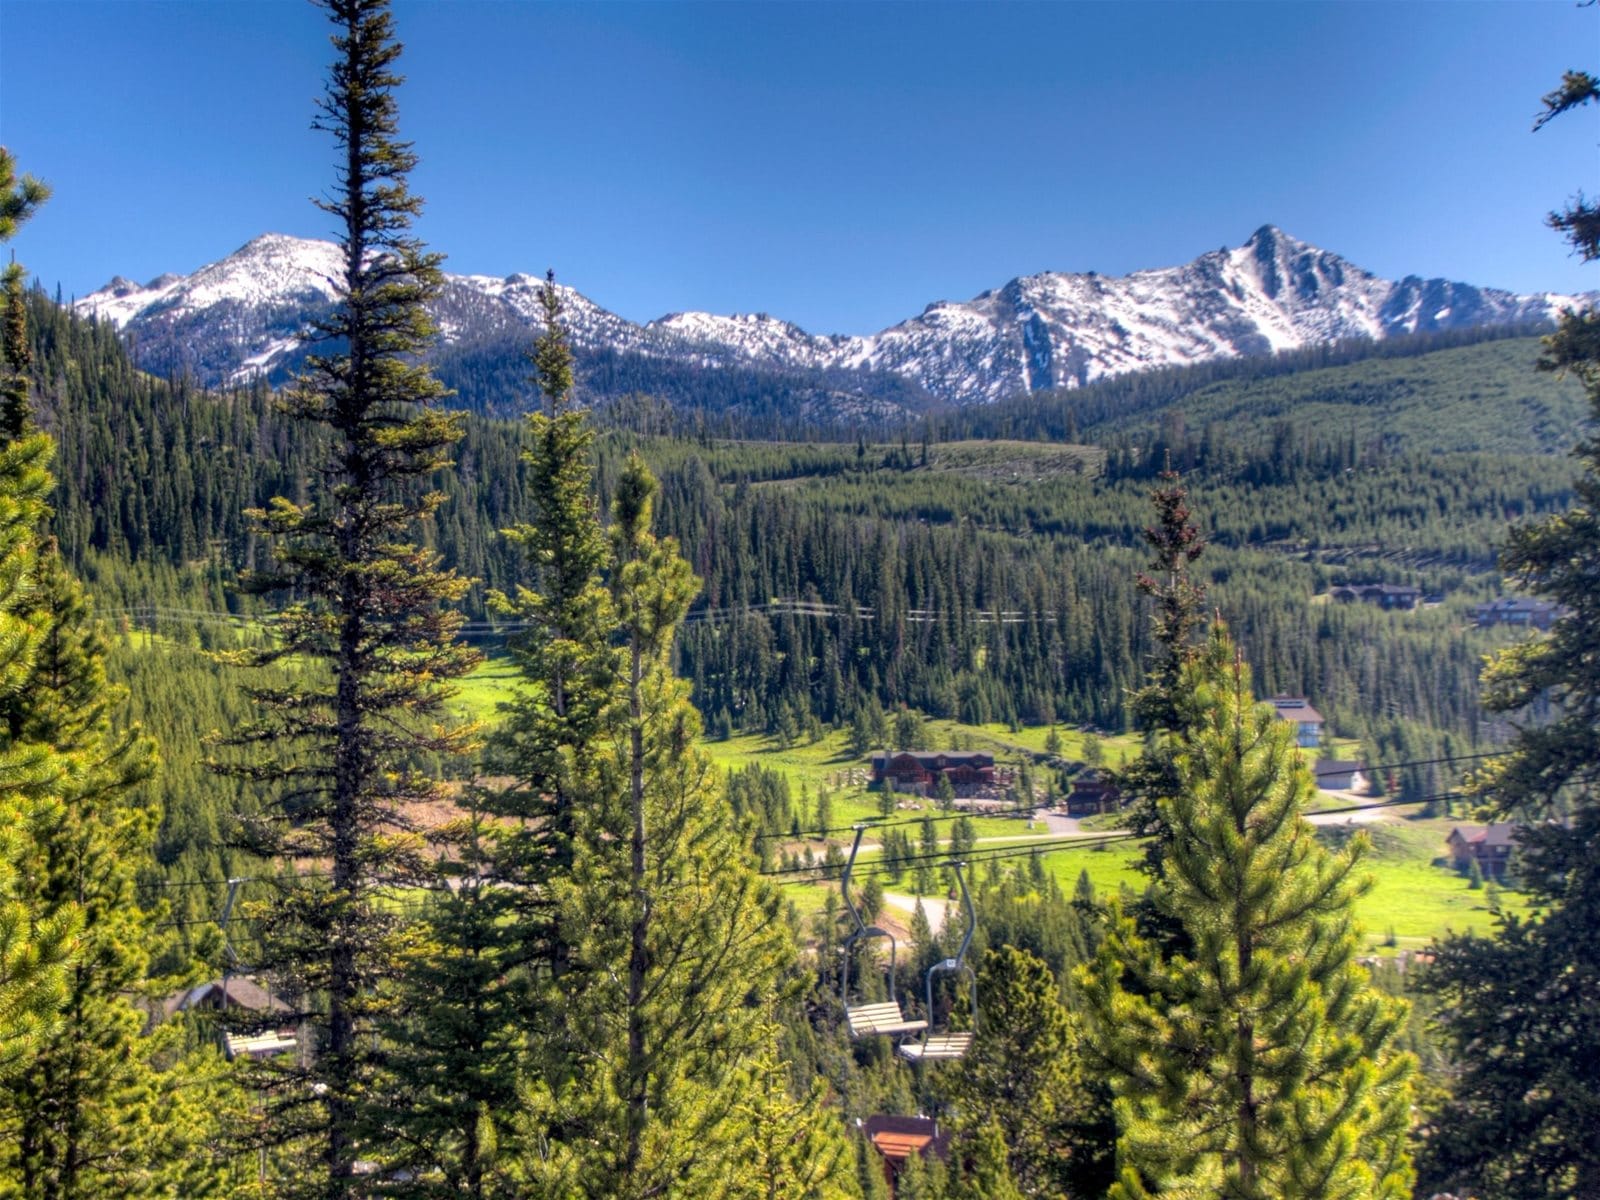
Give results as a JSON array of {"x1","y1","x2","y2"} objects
[
  {"x1": 1329, "y1": 582, "x2": 1422, "y2": 610},
  {"x1": 869, "y1": 750, "x2": 995, "y2": 798},
  {"x1": 1471, "y1": 597, "x2": 1565, "y2": 631},
  {"x1": 1446, "y1": 823, "x2": 1521, "y2": 880},
  {"x1": 1065, "y1": 768, "x2": 1121, "y2": 816}
]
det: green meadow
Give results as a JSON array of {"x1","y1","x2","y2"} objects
[{"x1": 456, "y1": 654, "x2": 1525, "y2": 955}]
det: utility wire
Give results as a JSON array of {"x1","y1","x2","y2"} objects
[
  {"x1": 145, "y1": 791, "x2": 1471, "y2": 929},
  {"x1": 754, "y1": 752, "x2": 1495, "y2": 843},
  {"x1": 135, "y1": 783, "x2": 1481, "y2": 899},
  {"x1": 763, "y1": 790, "x2": 1468, "y2": 886}
]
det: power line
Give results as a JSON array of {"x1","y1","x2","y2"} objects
[
  {"x1": 134, "y1": 871, "x2": 334, "y2": 895},
  {"x1": 762, "y1": 791, "x2": 1469, "y2": 886},
  {"x1": 764, "y1": 832, "x2": 1136, "y2": 882},
  {"x1": 142, "y1": 791, "x2": 1471, "y2": 927},
  {"x1": 107, "y1": 599, "x2": 1089, "y2": 659},
  {"x1": 754, "y1": 799, "x2": 1039, "y2": 842},
  {"x1": 755, "y1": 752, "x2": 1496, "y2": 843},
  {"x1": 134, "y1": 783, "x2": 1481, "y2": 900}
]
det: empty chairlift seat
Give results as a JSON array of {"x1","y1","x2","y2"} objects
[
  {"x1": 839, "y1": 825, "x2": 926, "y2": 1041},
  {"x1": 897, "y1": 861, "x2": 980, "y2": 1064},
  {"x1": 897, "y1": 1032, "x2": 974, "y2": 1062},
  {"x1": 847, "y1": 1001, "x2": 928, "y2": 1039},
  {"x1": 226, "y1": 1029, "x2": 299, "y2": 1061}
]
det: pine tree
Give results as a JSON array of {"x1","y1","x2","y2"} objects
[
  {"x1": 2, "y1": 197, "x2": 41, "y2": 443},
  {"x1": 365, "y1": 276, "x2": 611, "y2": 1199},
  {"x1": 1082, "y1": 627, "x2": 1414, "y2": 1199},
  {"x1": 943, "y1": 945, "x2": 1110, "y2": 1198},
  {"x1": 1417, "y1": 56, "x2": 1600, "y2": 1200},
  {"x1": 893, "y1": 1148, "x2": 948, "y2": 1200},
  {"x1": 1117, "y1": 466, "x2": 1211, "y2": 888},
  {"x1": 213, "y1": 4, "x2": 477, "y2": 1193},
  {"x1": 482, "y1": 271, "x2": 615, "y2": 952},
  {"x1": 0, "y1": 147, "x2": 227, "y2": 1200},
  {"x1": 522, "y1": 454, "x2": 796, "y2": 1197},
  {"x1": 0, "y1": 549, "x2": 171, "y2": 1200},
  {"x1": 364, "y1": 813, "x2": 525, "y2": 1200},
  {"x1": 717, "y1": 1049, "x2": 863, "y2": 1200},
  {"x1": 1128, "y1": 465, "x2": 1208, "y2": 735},
  {"x1": 945, "y1": 1120, "x2": 1023, "y2": 1200},
  {"x1": 0, "y1": 147, "x2": 73, "y2": 1091}
]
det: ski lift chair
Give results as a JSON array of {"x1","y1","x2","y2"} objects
[
  {"x1": 215, "y1": 878, "x2": 300, "y2": 1062},
  {"x1": 898, "y1": 860, "x2": 977, "y2": 1063},
  {"x1": 840, "y1": 825, "x2": 928, "y2": 1039}
]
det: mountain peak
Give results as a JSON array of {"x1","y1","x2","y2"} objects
[
  {"x1": 75, "y1": 228, "x2": 1593, "y2": 411},
  {"x1": 236, "y1": 231, "x2": 327, "y2": 254}
]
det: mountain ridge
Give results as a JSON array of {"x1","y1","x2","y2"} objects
[{"x1": 77, "y1": 225, "x2": 1594, "y2": 416}]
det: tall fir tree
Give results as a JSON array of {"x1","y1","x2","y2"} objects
[
  {"x1": 520, "y1": 454, "x2": 796, "y2": 1198},
  {"x1": 483, "y1": 271, "x2": 616, "y2": 960},
  {"x1": 1082, "y1": 627, "x2": 1414, "y2": 1199},
  {"x1": 213, "y1": 3, "x2": 478, "y2": 1194},
  {"x1": 0, "y1": 145, "x2": 73, "y2": 1091},
  {"x1": 364, "y1": 833, "x2": 525, "y2": 1200},
  {"x1": 1417, "y1": 58, "x2": 1600, "y2": 1200},
  {"x1": 0, "y1": 148, "x2": 231, "y2": 1200},
  {"x1": 1117, "y1": 466, "x2": 1210, "y2": 886},
  {"x1": 1128, "y1": 465, "x2": 1209, "y2": 735},
  {"x1": 0, "y1": 545, "x2": 171, "y2": 1200},
  {"x1": 365, "y1": 275, "x2": 611, "y2": 1199}
]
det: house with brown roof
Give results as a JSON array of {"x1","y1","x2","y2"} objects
[
  {"x1": 161, "y1": 976, "x2": 299, "y2": 1061},
  {"x1": 1312, "y1": 759, "x2": 1368, "y2": 793},
  {"x1": 1065, "y1": 769, "x2": 1120, "y2": 816},
  {"x1": 1330, "y1": 582, "x2": 1422, "y2": 610},
  {"x1": 1471, "y1": 598, "x2": 1565, "y2": 631},
  {"x1": 1270, "y1": 697, "x2": 1324, "y2": 749},
  {"x1": 1446, "y1": 823, "x2": 1520, "y2": 880},
  {"x1": 862, "y1": 1116, "x2": 950, "y2": 1196},
  {"x1": 869, "y1": 751, "x2": 995, "y2": 798},
  {"x1": 162, "y1": 975, "x2": 290, "y2": 1021}
]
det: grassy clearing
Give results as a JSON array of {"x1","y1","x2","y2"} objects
[
  {"x1": 1015, "y1": 816, "x2": 1528, "y2": 956},
  {"x1": 448, "y1": 655, "x2": 524, "y2": 725},
  {"x1": 453, "y1": 656, "x2": 1526, "y2": 951},
  {"x1": 1331, "y1": 817, "x2": 1529, "y2": 953},
  {"x1": 920, "y1": 439, "x2": 1105, "y2": 481}
]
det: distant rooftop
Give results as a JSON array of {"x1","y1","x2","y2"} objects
[
  {"x1": 1452, "y1": 822, "x2": 1520, "y2": 848},
  {"x1": 1270, "y1": 696, "x2": 1324, "y2": 723}
]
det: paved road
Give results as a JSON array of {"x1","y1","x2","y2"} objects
[
  {"x1": 1307, "y1": 806, "x2": 1390, "y2": 825},
  {"x1": 879, "y1": 891, "x2": 951, "y2": 934}
]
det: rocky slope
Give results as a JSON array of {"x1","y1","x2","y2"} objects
[{"x1": 77, "y1": 226, "x2": 1590, "y2": 416}]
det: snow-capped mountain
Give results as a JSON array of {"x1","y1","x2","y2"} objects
[{"x1": 76, "y1": 226, "x2": 1592, "y2": 414}]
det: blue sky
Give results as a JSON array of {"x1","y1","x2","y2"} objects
[{"x1": 1, "y1": 0, "x2": 1595, "y2": 334}]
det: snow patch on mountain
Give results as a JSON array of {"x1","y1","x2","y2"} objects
[
  {"x1": 80, "y1": 234, "x2": 343, "y2": 329},
  {"x1": 76, "y1": 225, "x2": 1595, "y2": 411}
]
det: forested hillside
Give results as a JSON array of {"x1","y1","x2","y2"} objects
[{"x1": 26, "y1": 288, "x2": 1574, "y2": 853}]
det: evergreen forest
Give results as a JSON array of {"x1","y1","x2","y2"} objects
[{"x1": 1, "y1": 5, "x2": 1596, "y2": 1198}]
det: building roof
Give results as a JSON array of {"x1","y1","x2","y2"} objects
[
  {"x1": 869, "y1": 750, "x2": 993, "y2": 768},
  {"x1": 1071, "y1": 768, "x2": 1117, "y2": 789},
  {"x1": 1332, "y1": 582, "x2": 1420, "y2": 597},
  {"x1": 1270, "y1": 697, "x2": 1324, "y2": 724},
  {"x1": 1311, "y1": 759, "x2": 1366, "y2": 790},
  {"x1": 862, "y1": 1116, "x2": 950, "y2": 1163},
  {"x1": 1451, "y1": 822, "x2": 1520, "y2": 848},
  {"x1": 1471, "y1": 598, "x2": 1565, "y2": 622},
  {"x1": 163, "y1": 976, "x2": 291, "y2": 1019},
  {"x1": 1474, "y1": 597, "x2": 1560, "y2": 613},
  {"x1": 1312, "y1": 758, "x2": 1365, "y2": 776}
]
